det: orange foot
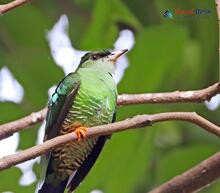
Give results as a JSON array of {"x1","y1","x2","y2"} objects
[{"x1": 75, "y1": 127, "x2": 88, "y2": 141}]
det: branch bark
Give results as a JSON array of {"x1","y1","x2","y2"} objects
[
  {"x1": 0, "y1": 112, "x2": 220, "y2": 172},
  {"x1": 0, "y1": 0, "x2": 30, "y2": 14},
  {"x1": 117, "y1": 82, "x2": 220, "y2": 105},
  {"x1": 149, "y1": 150, "x2": 220, "y2": 193},
  {"x1": 0, "y1": 108, "x2": 46, "y2": 140},
  {"x1": 0, "y1": 82, "x2": 219, "y2": 140}
]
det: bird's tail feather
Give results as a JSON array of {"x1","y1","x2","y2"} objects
[{"x1": 38, "y1": 179, "x2": 68, "y2": 193}]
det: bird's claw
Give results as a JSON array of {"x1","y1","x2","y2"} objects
[{"x1": 75, "y1": 127, "x2": 87, "y2": 141}]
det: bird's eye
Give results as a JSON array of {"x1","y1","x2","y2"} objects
[{"x1": 91, "y1": 55, "x2": 99, "y2": 60}]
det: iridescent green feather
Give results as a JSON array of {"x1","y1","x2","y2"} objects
[
  {"x1": 38, "y1": 50, "x2": 118, "y2": 193},
  {"x1": 45, "y1": 73, "x2": 80, "y2": 140}
]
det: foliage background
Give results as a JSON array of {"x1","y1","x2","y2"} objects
[{"x1": 0, "y1": 0, "x2": 219, "y2": 193}]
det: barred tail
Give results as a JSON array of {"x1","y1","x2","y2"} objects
[{"x1": 38, "y1": 179, "x2": 68, "y2": 193}]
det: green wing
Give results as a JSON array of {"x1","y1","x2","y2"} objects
[
  {"x1": 38, "y1": 72, "x2": 80, "y2": 190},
  {"x1": 44, "y1": 72, "x2": 81, "y2": 141}
]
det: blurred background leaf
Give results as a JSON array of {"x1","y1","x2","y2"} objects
[{"x1": 0, "y1": 0, "x2": 219, "y2": 193}]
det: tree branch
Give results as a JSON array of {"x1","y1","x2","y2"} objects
[
  {"x1": 0, "y1": 83, "x2": 219, "y2": 140},
  {"x1": 0, "y1": 112, "x2": 220, "y2": 171},
  {"x1": 0, "y1": 0, "x2": 30, "y2": 14},
  {"x1": 149, "y1": 149, "x2": 220, "y2": 193},
  {"x1": 0, "y1": 108, "x2": 46, "y2": 140},
  {"x1": 117, "y1": 82, "x2": 220, "y2": 105}
]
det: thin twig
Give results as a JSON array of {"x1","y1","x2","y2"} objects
[
  {"x1": 0, "y1": 83, "x2": 219, "y2": 140},
  {"x1": 149, "y1": 150, "x2": 220, "y2": 193},
  {"x1": 0, "y1": 0, "x2": 30, "y2": 14},
  {"x1": 0, "y1": 112, "x2": 219, "y2": 171}
]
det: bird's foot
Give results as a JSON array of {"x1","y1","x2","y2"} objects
[{"x1": 75, "y1": 127, "x2": 88, "y2": 141}]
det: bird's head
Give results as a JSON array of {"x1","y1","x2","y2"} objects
[{"x1": 78, "y1": 49, "x2": 128, "y2": 73}]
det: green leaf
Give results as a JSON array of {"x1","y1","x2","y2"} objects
[
  {"x1": 0, "y1": 167, "x2": 22, "y2": 192},
  {"x1": 121, "y1": 24, "x2": 188, "y2": 93},
  {"x1": 81, "y1": 0, "x2": 141, "y2": 49},
  {"x1": 1, "y1": 5, "x2": 51, "y2": 47}
]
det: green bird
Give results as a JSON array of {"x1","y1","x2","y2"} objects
[{"x1": 38, "y1": 49, "x2": 128, "y2": 193}]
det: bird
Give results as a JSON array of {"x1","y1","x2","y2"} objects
[{"x1": 37, "y1": 49, "x2": 128, "y2": 193}]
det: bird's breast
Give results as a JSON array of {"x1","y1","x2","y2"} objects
[
  {"x1": 51, "y1": 74, "x2": 117, "y2": 176},
  {"x1": 62, "y1": 77, "x2": 116, "y2": 128}
]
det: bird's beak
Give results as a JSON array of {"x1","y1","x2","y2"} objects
[{"x1": 107, "y1": 49, "x2": 128, "y2": 64}]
